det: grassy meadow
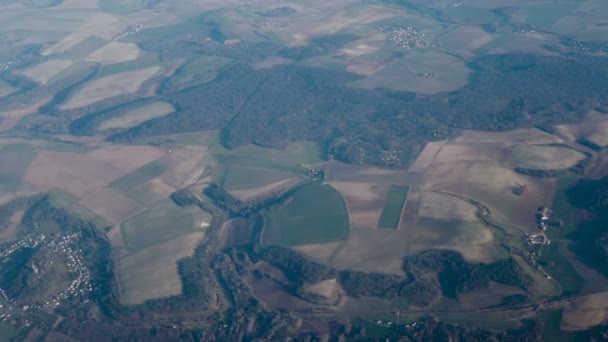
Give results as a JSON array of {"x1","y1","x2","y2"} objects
[
  {"x1": 377, "y1": 185, "x2": 409, "y2": 229},
  {"x1": 263, "y1": 183, "x2": 349, "y2": 246}
]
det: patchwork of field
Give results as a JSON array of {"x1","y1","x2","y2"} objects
[
  {"x1": 423, "y1": 129, "x2": 567, "y2": 232},
  {"x1": 329, "y1": 182, "x2": 389, "y2": 230},
  {"x1": 121, "y1": 199, "x2": 211, "y2": 252}
]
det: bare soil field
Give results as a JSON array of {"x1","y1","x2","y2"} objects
[
  {"x1": 117, "y1": 232, "x2": 204, "y2": 305},
  {"x1": 25, "y1": 151, "x2": 124, "y2": 197},
  {"x1": 98, "y1": 102, "x2": 174, "y2": 130},
  {"x1": 408, "y1": 191, "x2": 501, "y2": 263},
  {"x1": 423, "y1": 142, "x2": 557, "y2": 232},
  {"x1": 42, "y1": 32, "x2": 89, "y2": 56},
  {"x1": 329, "y1": 226, "x2": 409, "y2": 275},
  {"x1": 87, "y1": 144, "x2": 166, "y2": 173},
  {"x1": 61, "y1": 66, "x2": 160, "y2": 109},
  {"x1": 124, "y1": 177, "x2": 177, "y2": 208},
  {"x1": 86, "y1": 41, "x2": 140, "y2": 65},
  {"x1": 19, "y1": 59, "x2": 74, "y2": 84},
  {"x1": 329, "y1": 181, "x2": 389, "y2": 229},
  {"x1": 159, "y1": 146, "x2": 209, "y2": 188},
  {"x1": 561, "y1": 291, "x2": 608, "y2": 331},
  {"x1": 79, "y1": 188, "x2": 144, "y2": 224}
]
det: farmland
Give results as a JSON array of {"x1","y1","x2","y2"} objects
[
  {"x1": 0, "y1": 0, "x2": 607, "y2": 339},
  {"x1": 117, "y1": 232, "x2": 205, "y2": 305},
  {"x1": 377, "y1": 185, "x2": 409, "y2": 229},
  {"x1": 120, "y1": 199, "x2": 211, "y2": 252},
  {"x1": 61, "y1": 66, "x2": 160, "y2": 109},
  {"x1": 262, "y1": 183, "x2": 349, "y2": 246},
  {"x1": 98, "y1": 102, "x2": 175, "y2": 130}
]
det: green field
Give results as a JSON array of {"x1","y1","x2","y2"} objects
[
  {"x1": 109, "y1": 160, "x2": 166, "y2": 192},
  {"x1": 263, "y1": 183, "x2": 349, "y2": 246},
  {"x1": 0, "y1": 324, "x2": 16, "y2": 342},
  {"x1": 538, "y1": 242, "x2": 583, "y2": 295},
  {"x1": 0, "y1": 143, "x2": 36, "y2": 191},
  {"x1": 377, "y1": 185, "x2": 409, "y2": 229},
  {"x1": 120, "y1": 199, "x2": 211, "y2": 252},
  {"x1": 547, "y1": 173, "x2": 580, "y2": 239}
]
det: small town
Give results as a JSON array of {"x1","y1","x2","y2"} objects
[
  {"x1": 0, "y1": 232, "x2": 92, "y2": 321},
  {"x1": 378, "y1": 25, "x2": 435, "y2": 50}
]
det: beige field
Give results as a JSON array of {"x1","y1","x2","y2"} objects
[
  {"x1": 86, "y1": 41, "x2": 140, "y2": 65},
  {"x1": 79, "y1": 188, "x2": 144, "y2": 224},
  {"x1": 408, "y1": 140, "x2": 446, "y2": 172},
  {"x1": 79, "y1": 12, "x2": 127, "y2": 39},
  {"x1": 117, "y1": 232, "x2": 204, "y2": 305},
  {"x1": 424, "y1": 142, "x2": 557, "y2": 232},
  {"x1": 407, "y1": 191, "x2": 501, "y2": 263},
  {"x1": 159, "y1": 146, "x2": 209, "y2": 188},
  {"x1": 254, "y1": 57, "x2": 294, "y2": 69},
  {"x1": 0, "y1": 97, "x2": 51, "y2": 130},
  {"x1": 329, "y1": 181, "x2": 389, "y2": 229},
  {"x1": 98, "y1": 101, "x2": 174, "y2": 130},
  {"x1": 458, "y1": 127, "x2": 562, "y2": 145},
  {"x1": 230, "y1": 177, "x2": 300, "y2": 202},
  {"x1": 346, "y1": 61, "x2": 386, "y2": 76},
  {"x1": 268, "y1": 3, "x2": 398, "y2": 46},
  {"x1": 42, "y1": 32, "x2": 89, "y2": 56},
  {"x1": 19, "y1": 59, "x2": 74, "y2": 84},
  {"x1": 87, "y1": 144, "x2": 166, "y2": 172},
  {"x1": 62, "y1": 66, "x2": 160, "y2": 109},
  {"x1": 25, "y1": 151, "x2": 124, "y2": 197},
  {"x1": 507, "y1": 145, "x2": 586, "y2": 170},
  {"x1": 555, "y1": 111, "x2": 608, "y2": 147},
  {"x1": 561, "y1": 291, "x2": 608, "y2": 331}
]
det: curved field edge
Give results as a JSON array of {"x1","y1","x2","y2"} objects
[{"x1": 261, "y1": 183, "x2": 349, "y2": 247}]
